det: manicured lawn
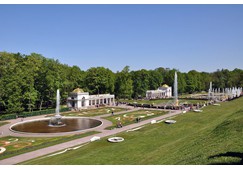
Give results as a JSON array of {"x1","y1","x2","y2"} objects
[
  {"x1": 118, "y1": 98, "x2": 207, "y2": 105},
  {"x1": 104, "y1": 109, "x2": 168, "y2": 129},
  {"x1": 46, "y1": 107, "x2": 128, "y2": 117},
  {"x1": 0, "y1": 131, "x2": 99, "y2": 160},
  {"x1": 118, "y1": 98, "x2": 172, "y2": 105},
  {"x1": 21, "y1": 97, "x2": 243, "y2": 165},
  {"x1": 177, "y1": 99, "x2": 207, "y2": 105}
]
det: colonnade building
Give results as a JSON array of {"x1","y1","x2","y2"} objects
[
  {"x1": 67, "y1": 88, "x2": 115, "y2": 110},
  {"x1": 146, "y1": 84, "x2": 172, "y2": 99}
]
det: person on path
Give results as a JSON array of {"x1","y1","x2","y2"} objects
[
  {"x1": 117, "y1": 121, "x2": 122, "y2": 128},
  {"x1": 136, "y1": 117, "x2": 140, "y2": 123}
]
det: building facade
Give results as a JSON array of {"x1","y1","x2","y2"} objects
[
  {"x1": 67, "y1": 88, "x2": 115, "y2": 109},
  {"x1": 146, "y1": 84, "x2": 172, "y2": 99}
]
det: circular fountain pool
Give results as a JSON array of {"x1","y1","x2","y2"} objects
[{"x1": 10, "y1": 117, "x2": 102, "y2": 133}]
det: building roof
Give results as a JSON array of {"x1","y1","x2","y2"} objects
[
  {"x1": 72, "y1": 88, "x2": 84, "y2": 93},
  {"x1": 162, "y1": 84, "x2": 169, "y2": 88}
]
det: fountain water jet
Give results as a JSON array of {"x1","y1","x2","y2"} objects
[
  {"x1": 174, "y1": 72, "x2": 178, "y2": 106},
  {"x1": 49, "y1": 89, "x2": 66, "y2": 127}
]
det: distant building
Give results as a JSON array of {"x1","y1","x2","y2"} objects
[
  {"x1": 146, "y1": 84, "x2": 172, "y2": 99},
  {"x1": 67, "y1": 88, "x2": 115, "y2": 109}
]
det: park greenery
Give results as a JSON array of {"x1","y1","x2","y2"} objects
[
  {"x1": 20, "y1": 97, "x2": 243, "y2": 165},
  {"x1": 1, "y1": 51, "x2": 243, "y2": 116}
]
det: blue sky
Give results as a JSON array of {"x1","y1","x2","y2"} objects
[{"x1": 0, "y1": 4, "x2": 243, "y2": 73}]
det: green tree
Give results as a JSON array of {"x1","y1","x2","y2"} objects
[
  {"x1": 148, "y1": 69, "x2": 163, "y2": 90},
  {"x1": 197, "y1": 72, "x2": 211, "y2": 92},
  {"x1": 34, "y1": 58, "x2": 62, "y2": 109},
  {"x1": 163, "y1": 69, "x2": 177, "y2": 87},
  {"x1": 131, "y1": 69, "x2": 150, "y2": 98},
  {"x1": 228, "y1": 68, "x2": 243, "y2": 87},
  {"x1": 0, "y1": 52, "x2": 25, "y2": 113},
  {"x1": 186, "y1": 70, "x2": 205, "y2": 93},
  {"x1": 84, "y1": 67, "x2": 115, "y2": 95},
  {"x1": 114, "y1": 66, "x2": 133, "y2": 99},
  {"x1": 177, "y1": 72, "x2": 187, "y2": 94},
  {"x1": 60, "y1": 65, "x2": 85, "y2": 102},
  {"x1": 21, "y1": 53, "x2": 43, "y2": 111}
]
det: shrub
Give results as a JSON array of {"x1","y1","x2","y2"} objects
[{"x1": 1, "y1": 108, "x2": 70, "y2": 120}]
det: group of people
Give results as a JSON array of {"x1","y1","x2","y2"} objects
[
  {"x1": 136, "y1": 117, "x2": 141, "y2": 123},
  {"x1": 112, "y1": 111, "x2": 123, "y2": 128}
]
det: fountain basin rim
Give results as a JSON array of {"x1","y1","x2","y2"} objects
[
  {"x1": 9, "y1": 117, "x2": 103, "y2": 135},
  {"x1": 165, "y1": 120, "x2": 176, "y2": 124},
  {"x1": 108, "y1": 137, "x2": 124, "y2": 143},
  {"x1": 0, "y1": 147, "x2": 6, "y2": 154}
]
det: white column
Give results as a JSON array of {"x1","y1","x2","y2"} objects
[{"x1": 111, "y1": 98, "x2": 113, "y2": 104}]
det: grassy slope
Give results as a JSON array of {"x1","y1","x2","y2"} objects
[{"x1": 21, "y1": 97, "x2": 243, "y2": 165}]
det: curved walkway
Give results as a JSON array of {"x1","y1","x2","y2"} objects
[
  {"x1": 0, "y1": 107, "x2": 184, "y2": 165},
  {"x1": 0, "y1": 106, "x2": 137, "y2": 137}
]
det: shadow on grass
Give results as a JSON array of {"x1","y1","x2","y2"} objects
[{"x1": 208, "y1": 152, "x2": 243, "y2": 165}]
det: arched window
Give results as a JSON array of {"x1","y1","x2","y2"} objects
[{"x1": 82, "y1": 97, "x2": 85, "y2": 107}]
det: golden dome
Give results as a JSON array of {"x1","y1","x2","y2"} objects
[
  {"x1": 72, "y1": 88, "x2": 84, "y2": 93},
  {"x1": 162, "y1": 84, "x2": 169, "y2": 88}
]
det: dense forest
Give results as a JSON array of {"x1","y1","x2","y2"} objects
[{"x1": 0, "y1": 52, "x2": 243, "y2": 114}]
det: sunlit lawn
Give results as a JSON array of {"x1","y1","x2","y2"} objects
[{"x1": 21, "y1": 97, "x2": 243, "y2": 165}]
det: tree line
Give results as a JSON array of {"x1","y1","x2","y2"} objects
[{"x1": 0, "y1": 52, "x2": 243, "y2": 114}]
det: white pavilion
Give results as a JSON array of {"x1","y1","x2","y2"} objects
[
  {"x1": 146, "y1": 84, "x2": 172, "y2": 99},
  {"x1": 67, "y1": 88, "x2": 115, "y2": 109}
]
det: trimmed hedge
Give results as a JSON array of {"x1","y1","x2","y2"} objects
[
  {"x1": 0, "y1": 114, "x2": 17, "y2": 120},
  {"x1": 0, "y1": 107, "x2": 70, "y2": 120}
]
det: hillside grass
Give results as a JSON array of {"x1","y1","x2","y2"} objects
[{"x1": 20, "y1": 97, "x2": 243, "y2": 165}]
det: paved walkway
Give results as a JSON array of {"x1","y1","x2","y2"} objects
[
  {"x1": 0, "y1": 107, "x2": 184, "y2": 165},
  {"x1": 0, "y1": 105, "x2": 137, "y2": 137}
]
